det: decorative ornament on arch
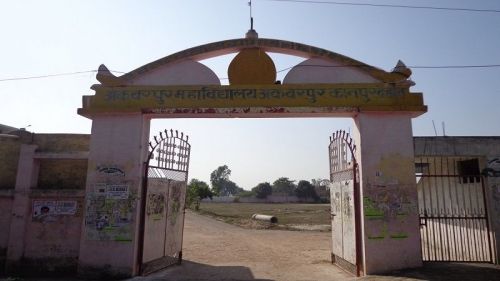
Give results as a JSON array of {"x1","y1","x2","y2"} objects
[{"x1": 228, "y1": 48, "x2": 276, "y2": 85}]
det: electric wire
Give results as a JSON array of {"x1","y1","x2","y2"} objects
[
  {"x1": 0, "y1": 70, "x2": 125, "y2": 82},
  {"x1": 261, "y1": 0, "x2": 500, "y2": 13},
  {"x1": 1, "y1": 64, "x2": 500, "y2": 83},
  {"x1": 275, "y1": 64, "x2": 500, "y2": 73}
]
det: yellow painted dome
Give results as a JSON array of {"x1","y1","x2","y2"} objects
[{"x1": 228, "y1": 48, "x2": 276, "y2": 85}]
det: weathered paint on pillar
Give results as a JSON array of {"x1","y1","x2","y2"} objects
[
  {"x1": 353, "y1": 113, "x2": 422, "y2": 274},
  {"x1": 77, "y1": 114, "x2": 150, "y2": 278},
  {"x1": 6, "y1": 145, "x2": 39, "y2": 271}
]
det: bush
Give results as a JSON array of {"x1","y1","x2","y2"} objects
[
  {"x1": 187, "y1": 179, "x2": 213, "y2": 210},
  {"x1": 295, "y1": 180, "x2": 319, "y2": 202},
  {"x1": 252, "y1": 182, "x2": 273, "y2": 199}
]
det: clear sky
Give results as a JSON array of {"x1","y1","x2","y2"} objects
[{"x1": 1, "y1": 0, "x2": 499, "y2": 190}]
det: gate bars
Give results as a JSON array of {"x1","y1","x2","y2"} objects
[{"x1": 416, "y1": 156, "x2": 493, "y2": 263}]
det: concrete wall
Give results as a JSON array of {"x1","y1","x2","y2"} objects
[
  {"x1": 0, "y1": 132, "x2": 90, "y2": 276},
  {"x1": 0, "y1": 136, "x2": 21, "y2": 189},
  {"x1": 33, "y1": 134, "x2": 89, "y2": 153},
  {"x1": 0, "y1": 133, "x2": 89, "y2": 190},
  {"x1": 37, "y1": 159, "x2": 88, "y2": 190},
  {"x1": 12, "y1": 190, "x2": 85, "y2": 276},
  {"x1": 0, "y1": 190, "x2": 14, "y2": 272}
]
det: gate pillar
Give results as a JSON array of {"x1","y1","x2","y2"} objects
[
  {"x1": 77, "y1": 114, "x2": 150, "y2": 278},
  {"x1": 353, "y1": 113, "x2": 422, "y2": 274}
]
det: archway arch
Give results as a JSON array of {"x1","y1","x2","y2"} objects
[{"x1": 77, "y1": 35, "x2": 425, "y2": 277}]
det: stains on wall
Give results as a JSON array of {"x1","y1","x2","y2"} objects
[
  {"x1": 362, "y1": 153, "x2": 418, "y2": 241},
  {"x1": 32, "y1": 134, "x2": 89, "y2": 153},
  {"x1": 486, "y1": 156, "x2": 500, "y2": 252},
  {"x1": 164, "y1": 180, "x2": 187, "y2": 256},
  {"x1": 18, "y1": 191, "x2": 84, "y2": 276},
  {"x1": 167, "y1": 182, "x2": 182, "y2": 226},
  {"x1": 146, "y1": 192, "x2": 165, "y2": 220},
  {"x1": 0, "y1": 246, "x2": 6, "y2": 274},
  {"x1": 0, "y1": 194, "x2": 14, "y2": 255},
  {"x1": 0, "y1": 137, "x2": 20, "y2": 189},
  {"x1": 364, "y1": 184, "x2": 417, "y2": 240},
  {"x1": 342, "y1": 191, "x2": 352, "y2": 217},
  {"x1": 38, "y1": 159, "x2": 88, "y2": 190},
  {"x1": 483, "y1": 157, "x2": 500, "y2": 177},
  {"x1": 6, "y1": 257, "x2": 79, "y2": 277},
  {"x1": 0, "y1": 133, "x2": 90, "y2": 190},
  {"x1": 333, "y1": 192, "x2": 341, "y2": 214},
  {"x1": 373, "y1": 153, "x2": 415, "y2": 185}
]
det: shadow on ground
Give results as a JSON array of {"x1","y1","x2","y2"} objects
[
  {"x1": 360, "y1": 262, "x2": 500, "y2": 281},
  {"x1": 129, "y1": 260, "x2": 274, "y2": 281}
]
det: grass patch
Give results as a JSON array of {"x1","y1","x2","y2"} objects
[{"x1": 195, "y1": 202, "x2": 331, "y2": 231}]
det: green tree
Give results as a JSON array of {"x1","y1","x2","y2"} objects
[
  {"x1": 210, "y1": 165, "x2": 242, "y2": 196},
  {"x1": 222, "y1": 180, "x2": 243, "y2": 196},
  {"x1": 311, "y1": 178, "x2": 330, "y2": 200},
  {"x1": 295, "y1": 180, "x2": 319, "y2": 201},
  {"x1": 272, "y1": 177, "x2": 296, "y2": 195},
  {"x1": 187, "y1": 178, "x2": 213, "y2": 210},
  {"x1": 210, "y1": 165, "x2": 230, "y2": 195},
  {"x1": 252, "y1": 182, "x2": 273, "y2": 199}
]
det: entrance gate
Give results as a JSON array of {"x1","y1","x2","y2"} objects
[
  {"x1": 328, "y1": 130, "x2": 362, "y2": 276},
  {"x1": 139, "y1": 129, "x2": 191, "y2": 275},
  {"x1": 416, "y1": 156, "x2": 494, "y2": 262},
  {"x1": 77, "y1": 35, "x2": 427, "y2": 276}
]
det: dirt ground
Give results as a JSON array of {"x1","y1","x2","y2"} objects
[
  {"x1": 130, "y1": 211, "x2": 500, "y2": 281},
  {"x1": 132, "y1": 210, "x2": 349, "y2": 281}
]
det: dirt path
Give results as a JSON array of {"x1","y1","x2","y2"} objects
[
  {"x1": 133, "y1": 210, "x2": 351, "y2": 281},
  {"x1": 128, "y1": 211, "x2": 500, "y2": 281}
]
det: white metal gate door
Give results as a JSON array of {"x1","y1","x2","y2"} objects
[
  {"x1": 329, "y1": 130, "x2": 362, "y2": 276},
  {"x1": 138, "y1": 129, "x2": 191, "y2": 275}
]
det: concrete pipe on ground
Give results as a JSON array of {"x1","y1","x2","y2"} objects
[{"x1": 251, "y1": 214, "x2": 278, "y2": 223}]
